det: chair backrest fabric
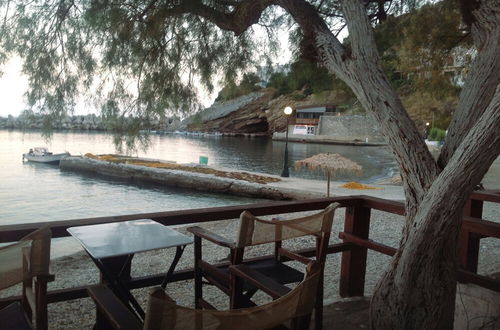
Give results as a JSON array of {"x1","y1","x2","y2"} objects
[
  {"x1": 236, "y1": 203, "x2": 340, "y2": 248},
  {"x1": 143, "y1": 264, "x2": 321, "y2": 330},
  {"x1": 0, "y1": 240, "x2": 32, "y2": 290},
  {"x1": 0, "y1": 226, "x2": 51, "y2": 290},
  {"x1": 20, "y1": 226, "x2": 52, "y2": 276}
]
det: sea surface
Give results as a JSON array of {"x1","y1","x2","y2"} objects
[
  {"x1": 2, "y1": 129, "x2": 499, "y2": 258},
  {"x1": 0, "y1": 129, "x2": 399, "y2": 225}
]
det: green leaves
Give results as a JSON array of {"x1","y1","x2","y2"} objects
[{"x1": 374, "y1": 0, "x2": 469, "y2": 98}]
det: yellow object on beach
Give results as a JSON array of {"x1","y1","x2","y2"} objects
[{"x1": 339, "y1": 181, "x2": 381, "y2": 190}]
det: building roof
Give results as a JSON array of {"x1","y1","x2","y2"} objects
[{"x1": 295, "y1": 104, "x2": 336, "y2": 113}]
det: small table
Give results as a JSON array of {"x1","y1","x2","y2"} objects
[{"x1": 68, "y1": 219, "x2": 193, "y2": 320}]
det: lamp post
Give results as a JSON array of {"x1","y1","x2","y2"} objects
[{"x1": 281, "y1": 106, "x2": 293, "y2": 177}]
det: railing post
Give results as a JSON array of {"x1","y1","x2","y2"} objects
[
  {"x1": 459, "y1": 199, "x2": 484, "y2": 272},
  {"x1": 339, "y1": 204, "x2": 371, "y2": 297}
]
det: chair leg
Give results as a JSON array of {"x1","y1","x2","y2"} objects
[
  {"x1": 314, "y1": 271, "x2": 324, "y2": 330},
  {"x1": 230, "y1": 272, "x2": 244, "y2": 309},
  {"x1": 21, "y1": 256, "x2": 33, "y2": 322},
  {"x1": 291, "y1": 314, "x2": 313, "y2": 330},
  {"x1": 194, "y1": 236, "x2": 203, "y2": 309},
  {"x1": 35, "y1": 278, "x2": 49, "y2": 330},
  {"x1": 21, "y1": 285, "x2": 33, "y2": 322}
]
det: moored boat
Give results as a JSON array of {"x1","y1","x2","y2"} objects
[{"x1": 22, "y1": 147, "x2": 70, "y2": 165}]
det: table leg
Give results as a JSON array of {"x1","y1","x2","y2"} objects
[
  {"x1": 161, "y1": 245, "x2": 186, "y2": 289},
  {"x1": 92, "y1": 255, "x2": 146, "y2": 321}
]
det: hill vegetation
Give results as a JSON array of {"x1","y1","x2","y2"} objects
[{"x1": 216, "y1": 0, "x2": 469, "y2": 131}]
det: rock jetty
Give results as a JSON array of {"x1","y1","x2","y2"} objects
[{"x1": 59, "y1": 155, "x2": 316, "y2": 200}]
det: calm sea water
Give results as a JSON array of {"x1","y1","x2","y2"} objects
[{"x1": 0, "y1": 129, "x2": 397, "y2": 225}]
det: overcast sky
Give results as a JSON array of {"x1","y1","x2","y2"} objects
[
  {"x1": 0, "y1": 57, "x2": 27, "y2": 117},
  {"x1": 0, "y1": 26, "x2": 293, "y2": 118}
]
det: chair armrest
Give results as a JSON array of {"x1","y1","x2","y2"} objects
[
  {"x1": 229, "y1": 264, "x2": 291, "y2": 299},
  {"x1": 87, "y1": 285, "x2": 143, "y2": 330},
  {"x1": 187, "y1": 226, "x2": 235, "y2": 248},
  {"x1": 34, "y1": 274, "x2": 55, "y2": 283},
  {"x1": 278, "y1": 248, "x2": 312, "y2": 265}
]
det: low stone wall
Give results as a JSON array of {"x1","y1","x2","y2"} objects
[
  {"x1": 59, "y1": 156, "x2": 314, "y2": 200},
  {"x1": 318, "y1": 115, "x2": 385, "y2": 143},
  {"x1": 272, "y1": 132, "x2": 386, "y2": 146}
]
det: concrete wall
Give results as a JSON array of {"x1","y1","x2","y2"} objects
[{"x1": 318, "y1": 115, "x2": 385, "y2": 143}]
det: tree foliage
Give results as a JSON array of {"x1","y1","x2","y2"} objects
[
  {"x1": 0, "y1": 0, "x2": 278, "y2": 137},
  {"x1": 215, "y1": 72, "x2": 262, "y2": 102},
  {"x1": 267, "y1": 58, "x2": 352, "y2": 97},
  {"x1": 374, "y1": 0, "x2": 470, "y2": 97},
  {"x1": 0, "y1": 0, "x2": 390, "y2": 126}
]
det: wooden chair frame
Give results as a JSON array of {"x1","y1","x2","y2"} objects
[
  {"x1": 21, "y1": 246, "x2": 55, "y2": 330},
  {"x1": 187, "y1": 203, "x2": 340, "y2": 330},
  {"x1": 88, "y1": 261, "x2": 322, "y2": 330},
  {"x1": 0, "y1": 226, "x2": 54, "y2": 330},
  {"x1": 0, "y1": 301, "x2": 33, "y2": 330}
]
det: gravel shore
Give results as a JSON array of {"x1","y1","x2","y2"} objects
[{"x1": 1, "y1": 200, "x2": 498, "y2": 329}]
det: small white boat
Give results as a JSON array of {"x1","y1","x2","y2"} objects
[{"x1": 22, "y1": 147, "x2": 70, "y2": 165}]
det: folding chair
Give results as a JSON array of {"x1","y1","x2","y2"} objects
[
  {"x1": 187, "y1": 203, "x2": 340, "y2": 329},
  {"x1": 0, "y1": 226, "x2": 54, "y2": 330}
]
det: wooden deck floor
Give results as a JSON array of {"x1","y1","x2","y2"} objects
[{"x1": 320, "y1": 298, "x2": 371, "y2": 329}]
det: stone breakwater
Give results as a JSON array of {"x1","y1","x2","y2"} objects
[
  {"x1": 59, "y1": 156, "x2": 317, "y2": 200},
  {"x1": 0, "y1": 114, "x2": 107, "y2": 130},
  {"x1": 0, "y1": 114, "x2": 180, "y2": 131}
]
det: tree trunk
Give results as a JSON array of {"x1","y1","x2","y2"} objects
[
  {"x1": 370, "y1": 88, "x2": 500, "y2": 329},
  {"x1": 308, "y1": 1, "x2": 500, "y2": 328},
  {"x1": 438, "y1": 0, "x2": 500, "y2": 167}
]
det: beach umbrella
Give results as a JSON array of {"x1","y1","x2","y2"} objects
[{"x1": 295, "y1": 153, "x2": 363, "y2": 197}]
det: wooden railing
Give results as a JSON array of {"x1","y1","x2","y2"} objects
[{"x1": 1, "y1": 192, "x2": 499, "y2": 308}]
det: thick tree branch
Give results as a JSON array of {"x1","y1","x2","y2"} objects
[
  {"x1": 439, "y1": 0, "x2": 500, "y2": 167},
  {"x1": 342, "y1": 0, "x2": 379, "y2": 61},
  {"x1": 267, "y1": 0, "x2": 439, "y2": 211},
  {"x1": 371, "y1": 85, "x2": 500, "y2": 330},
  {"x1": 146, "y1": 0, "x2": 275, "y2": 36},
  {"x1": 417, "y1": 86, "x2": 500, "y2": 235},
  {"x1": 320, "y1": 0, "x2": 439, "y2": 211},
  {"x1": 275, "y1": 0, "x2": 347, "y2": 62}
]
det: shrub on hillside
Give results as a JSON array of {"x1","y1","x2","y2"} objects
[{"x1": 428, "y1": 127, "x2": 446, "y2": 141}]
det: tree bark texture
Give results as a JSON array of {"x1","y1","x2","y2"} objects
[
  {"x1": 370, "y1": 85, "x2": 500, "y2": 329},
  {"x1": 439, "y1": 0, "x2": 500, "y2": 167},
  {"x1": 287, "y1": 0, "x2": 500, "y2": 328}
]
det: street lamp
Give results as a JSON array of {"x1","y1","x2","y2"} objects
[{"x1": 281, "y1": 106, "x2": 293, "y2": 177}]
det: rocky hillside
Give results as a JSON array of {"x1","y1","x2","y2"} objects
[{"x1": 185, "y1": 88, "x2": 338, "y2": 135}]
